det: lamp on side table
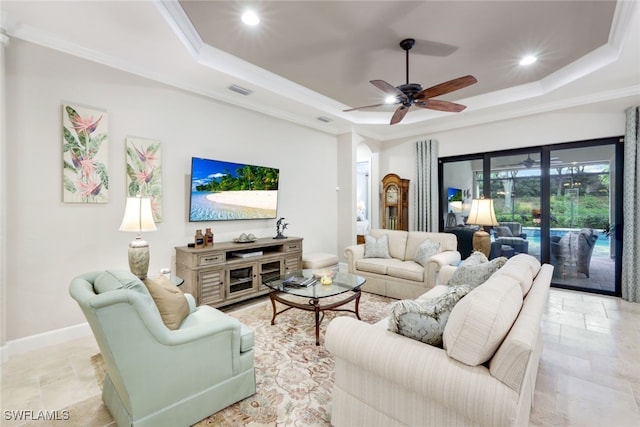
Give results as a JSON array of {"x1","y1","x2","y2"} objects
[
  {"x1": 119, "y1": 194, "x2": 157, "y2": 279},
  {"x1": 466, "y1": 198, "x2": 498, "y2": 257}
]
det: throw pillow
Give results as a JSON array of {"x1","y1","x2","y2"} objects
[
  {"x1": 414, "y1": 238, "x2": 441, "y2": 267},
  {"x1": 388, "y1": 285, "x2": 471, "y2": 346},
  {"x1": 447, "y1": 257, "x2": 508, "y2": 288},
  {"x1": 494, "y1": 226, "x2": 513, "y2": 237},
  {"x1": 459, "y1": 251, "x2": 488, "y2": 267},
  {"x1": 143, "y1": 275, "x2": 190, "y2": 330},
  {"x1": 364, "y1": 234, "x2": 391, "y2": 258}
]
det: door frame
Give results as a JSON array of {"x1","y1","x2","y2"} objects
[{"x1": 439, "y1": 136, "x2": 623, "y2": 297}]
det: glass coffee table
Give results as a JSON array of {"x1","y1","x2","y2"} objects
[{"x1": 263, "y1": 270, "x2": 366, "y2": 345}]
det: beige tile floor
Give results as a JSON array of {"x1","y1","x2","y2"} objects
[{"x1": 1, "y1": 288, "x2": 639, "y2": 427}]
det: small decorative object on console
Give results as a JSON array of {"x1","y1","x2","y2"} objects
[
  {"x1": 194, "y1": 229, "x2": 205, "y2": 248},
  {"x1": 274, "y1": 217, "x2": 288, "y2": 239},
  {"x1": 205, "y1": 228, "x2": 214, "y2": 246},
  {"x1": 233, "y1": 233, "x2": 257, "y2": 243}
]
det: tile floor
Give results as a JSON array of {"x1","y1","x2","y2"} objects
[{"x1": 1, "y1": 288, "x2": 639, "y2": 426}]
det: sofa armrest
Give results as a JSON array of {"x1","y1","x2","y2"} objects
[
  {"x1": 326, "y1": 317, "x2": 519, "y2": 425},
  {"x1": 429, "y1": 250, "x2": 461, "y2": 268},
  {"x1": 437, "y1": 265, "x2": 457, "y2": 285},
  {"x1": 422, "y1": 250, "x2": 460, "y2": 289},
  {"x1": 344, "y1": 244, "x2": 365, "y2": 273}
]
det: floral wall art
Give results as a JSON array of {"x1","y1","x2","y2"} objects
[
  {"x1": 62, "y1": 104, "x2": 109, "y2": 203},
  {"x1": 125, "y1": 137, "x2": 163, "y2": 222}
]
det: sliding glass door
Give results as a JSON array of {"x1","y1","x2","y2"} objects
[
  {"x1": 547, "y1": 144, "x2": 619, "y2": 293},
  {"x1": 439, "y1": 137, "x2": 623, "y2": 296},
  {"x1": 490, "y1": 152, "x2": 542, "y2": 261}
]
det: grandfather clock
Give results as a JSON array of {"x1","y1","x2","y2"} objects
[{"x1": 382, "y1": 173, "x2": 410, "y2": 231}]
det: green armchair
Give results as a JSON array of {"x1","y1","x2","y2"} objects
[{"x1": 69, "y1": 270, "x2": 256, "y2": 427}]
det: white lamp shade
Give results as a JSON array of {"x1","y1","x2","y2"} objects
[
  {"x1": 119, "y1": 196, "x2": 157, "y2": 233},
  {"x1": 466, "y1": 198, "x2": 499, "y2": 227}
]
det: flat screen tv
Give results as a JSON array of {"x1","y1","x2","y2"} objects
[
  {"x1": 447, "y1": 187, "x2": 463, "y2": 213},
  {"x1": 189, "y1": 157, "x2": 279, "y2": 222},
  {"x1": 447, "y1": 187, "x2": 463, "y2": 202}
]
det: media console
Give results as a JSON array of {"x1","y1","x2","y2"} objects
[{"x1": 175, "y1": 237, "x2": 303, "y2": 307}]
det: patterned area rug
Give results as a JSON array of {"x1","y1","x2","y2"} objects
[{"x1": 90, "y1": 292, "x2": 394, "y2": 426}]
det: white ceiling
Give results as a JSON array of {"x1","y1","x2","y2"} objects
[{"x1": 2, "y1": 0, "x2": 639, "y2": 141}]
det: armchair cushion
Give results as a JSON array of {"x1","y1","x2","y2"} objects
[
  {"x1": 389, "y1": 285, "x2": 471, "y2": 346},
  {"x1": 143, "y1": 275, "x2": 190, "y2": 330},
  {"x1": 364, "y1": 234, "x2": 391, "y2": 258}
]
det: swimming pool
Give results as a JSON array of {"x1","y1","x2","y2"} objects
[{"x1": 521, "y1": 227, "x2": 612, "y2": 257}]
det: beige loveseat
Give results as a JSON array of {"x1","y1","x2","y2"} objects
[
  {"x1": 326, "y1": 254, "x2": 552, "y2": 427},
  {"x1": 344, "y1": 229, "x2": 460, "y2": 300}
]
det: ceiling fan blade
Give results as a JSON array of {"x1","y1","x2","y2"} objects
[
  {"x1": 415, "y1": 99, "x2": 467, "y2": 113},
  {"x1": 370, "y1": 80, "x2": 408, "y2": 101},
  {"x1": 390, "y1": 105, "x2": 410, "y2": 125},
  {"x1": 416, "y1": 75, "x2": 478, "y2": 100},
  {"x1": 343, "y1": 103, "x2": 388, "y2": 112}
]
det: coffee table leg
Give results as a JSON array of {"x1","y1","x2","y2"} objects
[
  {"x1": 313, "y1": 298, "x2": 321, "y2": 346},
  {"x1": 354, "y1": 290, "x2": 361, "y2": 320},
  {"x1": 270, "y1": 293, "x2": 277, "y2": 325}
]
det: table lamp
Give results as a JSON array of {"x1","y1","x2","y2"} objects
[
  {"x1": 466, "y1": 198, "x2": 498, "y2": 257},
  {"x1": 119, "y1": 194, "x2": 156, "y2": 279}
]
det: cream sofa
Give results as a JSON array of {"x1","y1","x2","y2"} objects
[
  {"x1": 344, "y1": 229, "x2": 461, "y2": 300},
  {"x1": 326, "y1": 254, "x2": 552, "y2": 427}
]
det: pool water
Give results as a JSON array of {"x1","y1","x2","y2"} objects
[{"x1": 520, "y1": 227, "x2": 612, "y2": 257}]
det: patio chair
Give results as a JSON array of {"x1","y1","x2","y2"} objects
[
  {"x1": 493, "y1": 223, "x2": 529, "y2": 254},
  {"x1": 550, "y1": 228, "x2": 598, "y2": 278}
]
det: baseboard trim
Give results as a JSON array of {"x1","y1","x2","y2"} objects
[{"x1": 3, "y1": 322, "x2": 92, "y2": 362}]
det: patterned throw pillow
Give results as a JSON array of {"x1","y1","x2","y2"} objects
[
  {"x1": 447, "y1": 257, "x2": 508, "y2": 288},
  {"x1": 364, "y1": 234, "x2": 391, "y2": 258},
  {"x1": 388, "y1": 285, "x2": 471, "y2": 346},
  {"x1": 460, "y1": 251, "x2": 488, "y2": 267},
  {"x1": 414, "y1": 238, "x2": 441, "y2": 266}
]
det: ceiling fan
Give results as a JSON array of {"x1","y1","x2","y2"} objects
[
  {"x1": 499, "y1": 154, "x2": 562, "y2": 170},
  {"x1": 344, "y1": 38, "x2": 477, "y2": 125}
]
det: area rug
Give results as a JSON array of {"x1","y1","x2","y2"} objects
[{"x1": 88, "y1": 292, "x2": 394, "y2": 426}]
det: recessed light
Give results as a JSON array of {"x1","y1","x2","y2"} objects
[
  {"x1": 519, "y1": 55, "x2": 537, "y2": 66},
  {"x1": 241, "y1": 10, "x2": 260, "y2": 26}
]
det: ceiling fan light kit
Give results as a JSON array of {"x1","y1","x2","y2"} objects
[{"x1": 345, "y1": 38, "x2": 478, "y2": 125}]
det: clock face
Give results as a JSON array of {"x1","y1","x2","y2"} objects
[{"x1": 386, "y1": 186, "x2": 398, "y2": 204}]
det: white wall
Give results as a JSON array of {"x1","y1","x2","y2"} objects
[{"x1": 4, "y1": 39, "x2": 338, "y2": 344}]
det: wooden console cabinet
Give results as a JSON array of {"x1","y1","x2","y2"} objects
[{"x1": 175, "y1": 237, "x2": 303, "y2": 307}]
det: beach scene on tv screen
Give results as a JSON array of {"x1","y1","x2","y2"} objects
[{"x1": 190, "y1": 158, "x2": 279, "y2": 221}]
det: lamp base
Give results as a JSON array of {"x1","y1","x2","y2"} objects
[
  {"x1": 472, "y1": 230, "x2": 491, "y2": 258},
  {"x1": 128, "y1": 238, "x2": 150, "y2": 279}
]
